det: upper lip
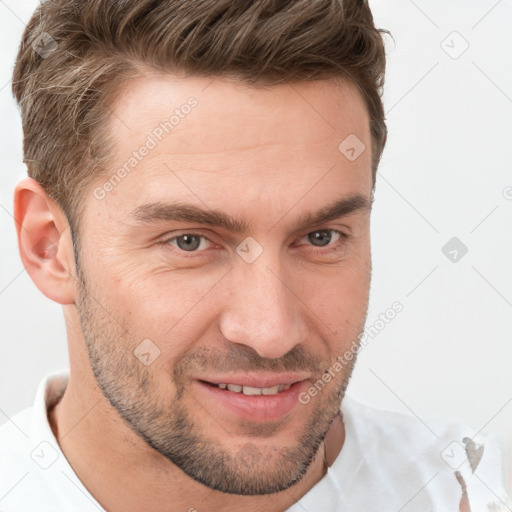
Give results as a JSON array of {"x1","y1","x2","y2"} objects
[{"x1": 198, "y1": 372, "x2": 310, "y2": 388}]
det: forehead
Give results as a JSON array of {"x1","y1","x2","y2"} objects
[
  {"x1": 110, "y1": 72, "x2": 369, "y2": 151},
  {"x1": 89, "y1": 73, "x2": 372, "y2": 227}
]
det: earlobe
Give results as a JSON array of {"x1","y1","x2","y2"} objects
[{"x1": 13, "y1": 177, "x2": 77, "y2": 305}]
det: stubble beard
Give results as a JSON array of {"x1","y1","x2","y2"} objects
[{"x1": 75, "y1": 272, "x2": 359, "y2": 495}]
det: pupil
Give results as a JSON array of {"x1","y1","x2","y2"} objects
[
  {"x1": 309, "y1": 230, "x2": 331, "y2": 247},
  {"x1": 177, "y1": 234, "x2": 201, "y2": 251}
]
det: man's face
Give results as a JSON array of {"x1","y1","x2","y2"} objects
[{"x1": 75, "y1": 74, "x2": 372, "y2": 495}]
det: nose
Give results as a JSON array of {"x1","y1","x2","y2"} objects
[{"x1": 219, "y1": 259, "x2": 307, "y2": 360}]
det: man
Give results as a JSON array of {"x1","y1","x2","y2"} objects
[{"x1": 0, "y1": 0, "x2": 509, "y2": 510}]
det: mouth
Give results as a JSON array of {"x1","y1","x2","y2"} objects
[
  {"x1": 200, "y1": 381, "x2": 293, "y2": 396},
  {"x1": 194, "y1": 375, "x2": 310, "y2": 422}
]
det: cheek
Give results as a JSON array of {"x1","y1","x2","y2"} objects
[
  {"x1": 293, "y1": 255, "x2": 371, "y2": 359},
  {"x1": 95, "y1": 260, "x2": 226, "y2": 341},
  {"x1": 297, "y1": 248, "x2": 370, "y2": 318}
]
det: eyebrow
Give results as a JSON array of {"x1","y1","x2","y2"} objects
[{"x1": 131, "y1": 193, "x2": 371, "y2": 233}]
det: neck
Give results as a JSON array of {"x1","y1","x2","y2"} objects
[{"x1": 48, "y1": 371, "x2": 343, "y2": 512}]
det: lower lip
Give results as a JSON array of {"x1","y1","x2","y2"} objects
[{"x1": 194, "y1": 380, "x2": 308, "y2": 422}]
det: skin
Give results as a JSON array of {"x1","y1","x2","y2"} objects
[{"x1": 14, "y1": 74, "x2": 373, "y2": 512}]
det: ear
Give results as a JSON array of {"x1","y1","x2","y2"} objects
[{"x1": 13, "y1": 177, "x2": 77, "y2": 305}]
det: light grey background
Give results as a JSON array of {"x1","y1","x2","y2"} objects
[{"x1": 1, "y1": 0, "x2": 511, "y2": 494}]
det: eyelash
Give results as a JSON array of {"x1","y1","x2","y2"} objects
[{"x1": 162, "y1": 229, "x2": 349, "y2": 257}]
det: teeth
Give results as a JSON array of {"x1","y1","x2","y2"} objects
[
  {"x1": 242, "y1": 386, "x2": 262, "y2": 396},
  {"x1": 216, "y1": 383, "x2": 292, "y2": 395},
  {"x1": 261, "y1": 385, "x2": 280, "y2": 395}
]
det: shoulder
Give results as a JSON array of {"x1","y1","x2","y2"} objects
[
  {"x1": 0, "y1": 405, "x2": 33, "y2": 457},
  {"x1": 341, "y1": 395, "x2": 477, "y2": 453},
  {"x1": 0, "y1": 372, "x2": 99, "y2": 511},
  {"x1": 335, "y1": 395, "x2": 511, "y2": 510},
  {"x1": 0, "y1": 406, "x2": 58, "y2": 510}
]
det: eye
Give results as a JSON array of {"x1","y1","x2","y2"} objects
[
  {"x1": 167, "y1": 233, "x2": 212, "y2": 252},
  {"x1": 297, "y1": 229, "x2": 345, "y2": 248}
]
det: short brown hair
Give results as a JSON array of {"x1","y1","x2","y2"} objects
[{"x1": 12, "y1": 0, "x2": 388, "y2": 234}]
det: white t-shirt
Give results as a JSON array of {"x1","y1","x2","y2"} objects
[{"x1": 0, "y1": 372, "x2": 510, "y2": 511}]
